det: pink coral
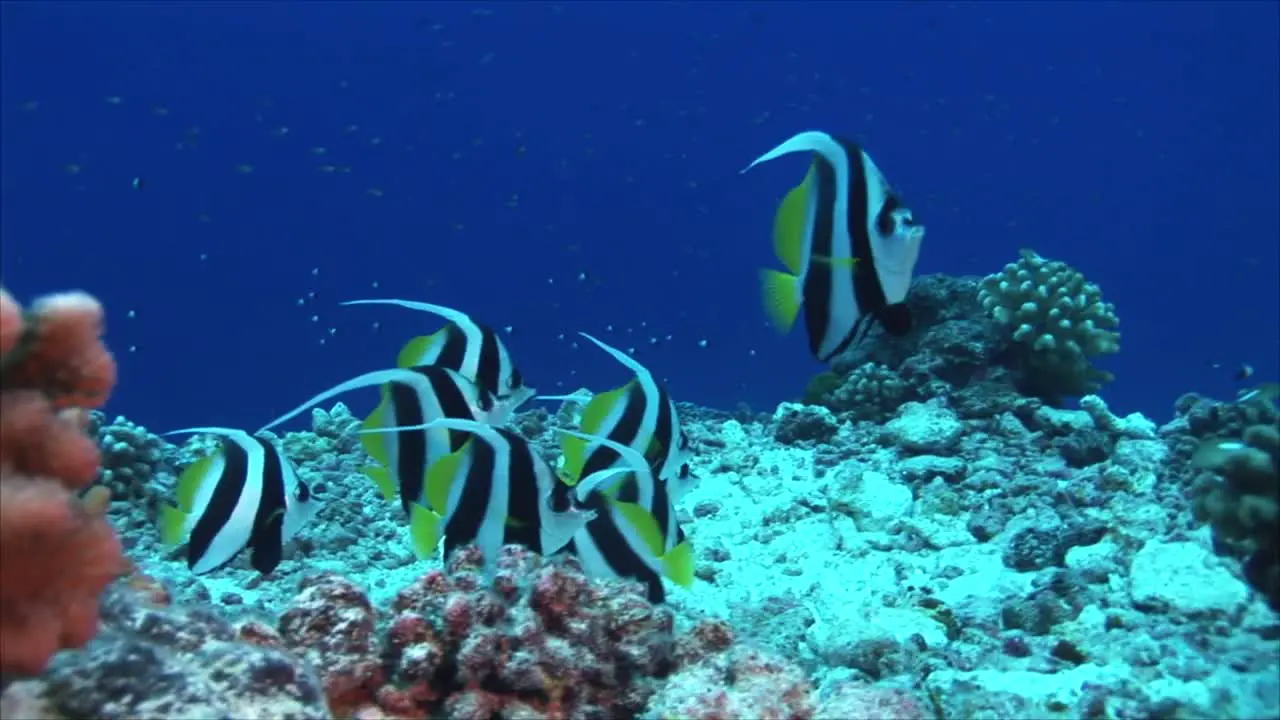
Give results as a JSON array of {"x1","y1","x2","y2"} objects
[{"x1": 0, "y1": 288, "x2": 124, "y2": 675}]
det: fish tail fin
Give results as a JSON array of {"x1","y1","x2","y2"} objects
[
  {"x1": 663, "y1": 540, "x2": 696, "y2": 588},
  {"x1": 759, "y1": 269, "x2": 801, "y2": 332},
  {"x1": 408, "y1": 503, "x2": 443, "y2": 561}
]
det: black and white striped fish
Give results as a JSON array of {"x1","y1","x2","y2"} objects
[
  {"x1": 256, "y1": 365, "x2": 500, "y2": 516},
  {"x1": 158, "y1": 427, "x2": 319, "y2": 575},
  {"x1": 557, "y1": 428, "x2": 694, "y2": 603},
  {"x1": 343, "y1": 299, "x2": 535, "y2": 417},
  {"x1": 540, "y1": 332, "x2": 696, "y2": 501},
  {"x1": 363, "y1": 418, "x2": 605, "y2": 575},
  {"x1": 745, "y1": 130, "x2": 926, "y2": 362}
]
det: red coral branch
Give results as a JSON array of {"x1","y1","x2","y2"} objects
[{"x1": 0, "y1": 288, "x2": 125, "y2": 676}]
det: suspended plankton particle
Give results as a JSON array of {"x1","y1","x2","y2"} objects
[
  {"x1": 366, "y1": 188, "x2": 384, "y2": 197},
  {"x1": 311, "y1": 146, "x2": 328, "y2": 155},
  {"x1": 105, "y1": 96, "x2": 123, "y2": 105},
  {"x1": 236, "y1": 164, "x2": 255, "y2": 174}
]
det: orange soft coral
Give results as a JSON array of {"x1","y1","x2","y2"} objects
[{"x1": 0, "y1": 287, "x2": 126, "y2": 676}]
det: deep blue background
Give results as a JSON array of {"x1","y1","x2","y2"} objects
[{"x1": 2, "y1": 1, "x2": 1277, "y2": 432}]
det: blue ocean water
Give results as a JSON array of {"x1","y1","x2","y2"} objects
[{"x1": 1, "y1": 1, "x2": 1276, "y2": 433}]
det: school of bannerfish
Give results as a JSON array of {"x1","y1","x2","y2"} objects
[{"x1": 156, "y1": 129, "x2": 926, "y2": 602}]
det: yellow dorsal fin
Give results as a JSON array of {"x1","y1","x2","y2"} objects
[
  {"x1": 157, "y1": 503, "x2": 188, "y2": 545},
  {"x1": 175, "y1": 451, "x2": 220, "y2": 513},
  {"x1": 772, "y1": 168, "x2": 811, "y2": 275},
  {"x1": 580, "y1": 382, "x2": 631, "y2": 435},
  {"x1": 360, "y1": 465, "x2": 397, "y2": 501},
  {"x1": 424, "y1": 438, "x2": 471, "y2": 514},
  {"x1": 359, "y1": 401, "x2": 390, "y2": 465},
  {"x1": 396, "y1": 329, "x2": 446, "y2": 369},
  {"x1": 561, "y1": 383, "x2": 631, "y2": 482},
  {"x1": 610, "y1": 499, "x2": 666, "y2": 558}
]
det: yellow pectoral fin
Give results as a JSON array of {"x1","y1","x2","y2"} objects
[
  {"x1": 662, "y1": 540, "x2": 696, "y2": 588},
  {"x1": 813, "y1": 254, "x2": 858, "y2": 270},
  {"x1": 158, "y1": 503, "x2": 189, "y2": 546},
  {"x1": 759, "y1": 269, "x2": 801, "y2": 332},
  {"x1": 408, "y1": 503, "x2": 443, "y2": 560},
  {"x1": 397, "y1": 329, "x2": 444, "y2": 369}
]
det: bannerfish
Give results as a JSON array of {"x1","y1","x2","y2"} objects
[
  {"x1": 158, "y1": 427, "x2": 319, "y2": 575},
  {"x1": 539, "y1": 332, "x2": 696, "y2": 501},
  {"x1": 363, "y1": 417, "x2": 608, "y2": 575},
  {"x1": 256, "y1": 365, "x2": 503, "y2": 516},
  {"x1": 557, "y1": 428, "x2": 695, "y2": 603},
  {"x1": 342, "y1": 298, "x2": 536, "y2": 416},
  {"x1": 744, "y1": 130, "x2": 926, "y2": 362}
]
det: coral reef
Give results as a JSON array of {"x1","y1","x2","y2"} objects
[
  {"x1": 0, "y1": 288, "x2": 125, "y2": 677},
  {"x1": 1191, "y1": 422, "x2": 1280, "y2": 611},
  {"x1": 0, "y1": 578, "x2": 329, "y2": 718},
  {"x1": 978, "y1": 249, "x2": 1121, "y2": 400},
  {"x1": 2, "y1": 265, "x2": 1277, "y2": 719}
]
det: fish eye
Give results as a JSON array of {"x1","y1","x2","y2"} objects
[{"x1": 678, "y1": 463, "x2": 691, "y2": 480}]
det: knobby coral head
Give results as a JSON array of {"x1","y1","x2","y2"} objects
[{"x1": 0, "y1": 287, "x2": 126, "y2": 676}]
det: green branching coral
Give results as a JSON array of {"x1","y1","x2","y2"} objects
[
  {"x1": 978, "y1": 249, "x2": 1121, "y2": 398},
  {"x1": 1192, "y1": 423, "x2": 1280, "y2": 612}
]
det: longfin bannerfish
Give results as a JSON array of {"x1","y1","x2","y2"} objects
[
  {"x1": 557, "y1": 428, "x2": 694, "y2": 603},
  {"x1": 539, "y1": 332, "x2": 697, "y2": 501},
  {"x1": 361, "y1": 417, "x2": 600, "y2": 577},
  {"x1": 255, "y1": 365, "x2": 499, "y2": 517},
  {"x1": 157, "y1": 427, "x2": 319, "y2": 575},
  {"x1": 341, "y1": 299, "x2": 535, "y2": 419},
  {"x1": 744, "y1": 130, "x2": 926, "y2": 362}
]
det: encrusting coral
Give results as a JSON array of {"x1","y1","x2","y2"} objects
[
  {"x1": 1192, "y1": 422, "x2": 1280, "y2": 611},
  {"x1": 0, "y1": 288, "x2": 125, "y2": 676}
]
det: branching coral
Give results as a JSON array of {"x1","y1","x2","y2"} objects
[
  {"x1": 0, "y1": 288, "x2": 125, "y2": 675},
  {"x1": 978, "y1": 249, "x2": 1120, "y2": 399}
]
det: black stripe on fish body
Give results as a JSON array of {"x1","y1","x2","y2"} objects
[
  {"x1": 388, "y1": 381, "x2": 430, "y2": 517},
  {"x1": 496, "y1": 428, "x2": 548, "y2": 554},
  {"x1": 840, "y1": 137, "x2": 896, "y2": 344},
  {"x1": 472, "y1": 325, "x2": 506, "y2": 400},
  {"x1": 432, "y1": 322, "x2": 475, "y2": 383},
  {"x1": 578, "y1": 492, "x2": 666, "y2": 603},
  {"x1": 801, "y1": 153, "x2": 840, "y2": 360},
  {"x1": 415, "y1": 366, "x2": 489, "y2": 451},
  {"x1": 580, "y1": 382, "x2": 647, "y2": 479},
  {"x1": 247, "y1": 437, "x2": 290, "y2": 574},
  {"x1": 442, "y1": 432, "x2": 498, "y2": 561},
  {"x1": 647, "y1": 387, "x2": 676, "y2": 478},
  {"x1": 186, "y1": 435, "x2": 255, "y2": 573},
  {"x1": 647, "y1": 476, "x2": 679, "y2": 554}
]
